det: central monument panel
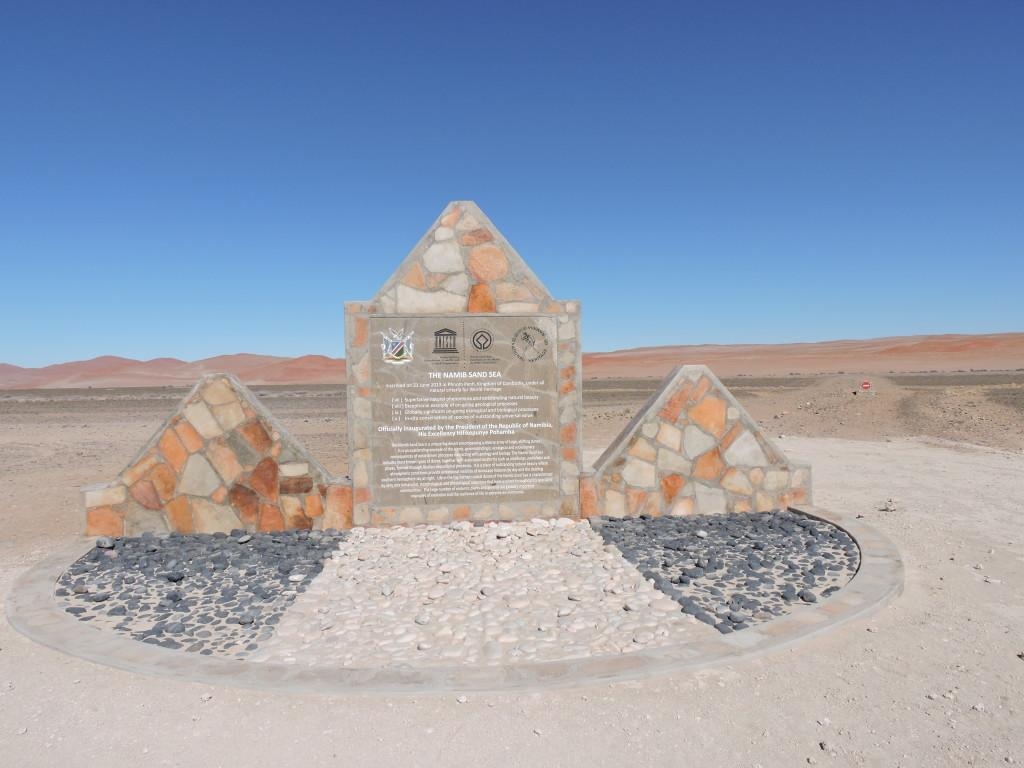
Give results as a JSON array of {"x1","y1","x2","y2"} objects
[{"x1": 369, "y1": 314, "x2": 559, "y2": 506}]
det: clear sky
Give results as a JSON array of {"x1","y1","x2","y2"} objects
[{"x1": 1, "y1": 1, "x2": 1021, "y2": 367}]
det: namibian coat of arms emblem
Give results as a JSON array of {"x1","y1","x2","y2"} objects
[{"x1": 380, "y1": 329, "x2": 414, "y2": 364}]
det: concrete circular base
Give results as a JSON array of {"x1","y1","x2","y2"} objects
[{"x1": 5, "y1": 505, "x2": 902, "y2": 693}]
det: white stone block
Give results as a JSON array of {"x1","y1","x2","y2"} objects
[
  {"x1": 84, "y1": 484, "x2": 126, "y2": 507},
  {"x1": 724, "y1": 431, "x2": 769, "y2": 467},
  {"x1": 682, "y1": 425, "x2": 716, "y2": 459},
  {"x1": 184, "y1": 401, "x2": 223, "y2": 440},
  {"x1": 695, "y1": 484, "x2": 728, "y2": 515},
  {"x1": 396, "y1": 285, "x2": 465, "y2": 313},
  {"x1": 422, "y1": 241, "x2": 463, "y2": 273},
  {"x1": 604, "y1": 490, "x2": 626, "y2": 517},
  {"x1": 622, "y1": 458, "x2": 656, "y2": 488},
  {"x1": 656, "y1": 422, "x2": 682, "y2": 452},
  {"x1": 279, "y1": 462, "x2": 309, "y2": 477},
  {"x1": 442, "y1": 273, "x2": 469, "y2": 295}
]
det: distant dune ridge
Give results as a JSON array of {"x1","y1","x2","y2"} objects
[{"x1": 1, "y1": 333, "x2": 1021, "y2": 389}]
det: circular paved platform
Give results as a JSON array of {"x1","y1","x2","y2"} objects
[{"x1": 5, "y1": 505, "x2": 902, "y2": 693}]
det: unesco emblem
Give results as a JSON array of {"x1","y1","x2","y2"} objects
[
  {"x1": 433, "y1": 328, "x2": 458, "y2": 354},
  {"x1": 511, "y1": 326, "x2": 549, "y2": 362},
  {"x1": 471, "y1": 330, "x2": 493, "y2": 351}
]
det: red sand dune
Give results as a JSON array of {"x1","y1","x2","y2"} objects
[{"x1": 0, "y1": 333, "x2": 1020, "y2": 389}]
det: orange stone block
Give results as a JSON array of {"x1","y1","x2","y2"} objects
[
  {"x1": 149, "y1": 461, "x2": 177, "y2": 502},
  {"x1": 792, "y1": 488, "x2": 808, "y2": 503},
  {"x1": 468, "y1": 283, "x2": 496, "y2": 313},
  {"x1": 258, "y1": 503, "x2": 285, "y2": 532},
  {"x1": 688, "y1": 395, "x2": 728, "y2": 438},
  {"x1": 691, "y1": 377, "x2": 712, "y2": 403},
  {"x1": 561, "y1": 445, "x2": 577, "y2": 461},
  {"x1": 559, "y1": 379, "x2": 576, "y2": 395},
  {"x1": 122, "y1": 451, "x2": 159, "y2": 486},
  {"x1": 468, "y1": 245, "x2": 508, "y2": 282},
  {"x1": 693, "y1": 448, "x2": 726, "y2": 481},
  {"x1": 207, "y1": 438, "x2": 243, "y2": 484},
  {"x1": 643, "y1": 495, "x2": 662, "y2": 517},
  {"x1": 720, "y1": 423, "x2": 744, "y2": 451},
  {"x1": 755, "y1": 492, "x2": 775, "y2": 512},
  {"x1": 352, "y1": 315, "x2": 369, "y2": 347},
  {"x1": 560, "y1": 423, "x2": 577, "y2": 444},
  {"x1": 86, "y1": 506, "x2": 124, "y2": 537},
  {"x1": 401, "y1": 262, "x2": 427, "y2": 289},
  {"x1": 459, "y1": 228, "x2": 494, "y2": 246},
  {"x1": 249, "y1": 458, "x2": 279, "y2": 500},
  {"x1": 174, "y1": 420, "x2": 205, "y2": 454},
  {"x1": 579, "y1": 477, "x2": 598, "y2": 518},
  {"x1": 354, "y1": 486, "x2": 370, "y2": 504},
  {"x1": 627, "y1": 488, "x2": 648, "y2": 515},
  {"x1": 211, "y1": 486, "x2": 228, "y2": 504},
  {"x1": 323, "y1": 485, "x2": 354, "y2": 529},
  {"x1": 749, "y1": 467, "x2": 765, "y2": 486},
  {"x1": 129, "y1": 478, "x2": 162, "y2": 510},
  {"x1": 165, "y1": 496, "x2": 194, "y2": 533},
  {"x1": 733, "y1": 497, "x2": 752, "y2": 514},
  {"x1": 229, "y1": 484, "x2": 261, "y2": 525},
  {"x1": 158, "y1": 429, "x2": 188, "y2": 473},
  {"x1": 661, "y1": 474, "x2": 686, "y2": 504},
  {"x1": 282, "y1": 497, "x2": 311, "y2": 530},
  {"x1": 238, "y1": 420, "x2": 272, "y2": 454},
  {"x1": 452, "y1": 505, "x2": 471, "y2": 521},
  {"x1": 304, "y1": 493, "x2": 324, "y2": 518},
  {"x1": 561, "y1": 366, "x2": 575, "y2": 380},
  {"x1": 659, "y1": 381, "x2": 694, "y2": 422},
  {"x1": 671, "y1": 497, "x2": 695, "y2": 516},
  {"x1": 440, "y1": 207, "x2": 462, "y2": 228}
]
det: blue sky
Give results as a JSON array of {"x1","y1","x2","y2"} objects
[{"x1": 1, "y1": 1, "x2": 1021, "y2": 367}]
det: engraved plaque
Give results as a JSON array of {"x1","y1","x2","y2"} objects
[{"x1": 369, "y1": 314, "x2": 559, "y2": 506}]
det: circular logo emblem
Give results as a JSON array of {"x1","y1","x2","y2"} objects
[
  {"x1": 472, "y1": 330, "x2": 493, "y2": 351},
  {"x1": 511, "y1": 326, "x2": 549, "y2": 362}
]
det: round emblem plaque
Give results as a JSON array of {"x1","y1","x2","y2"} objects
[{"x1": 511, "y1": 326, "x2": 549, "y2": 362}]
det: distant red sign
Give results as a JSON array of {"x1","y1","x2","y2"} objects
[{"x1": 861, "y1": 380, "x2": 871, "y2": 390}]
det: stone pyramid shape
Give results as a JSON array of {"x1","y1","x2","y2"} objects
[
  {"x1": 84, "y1": 374, "x2": 351, "y2": 536},
  {"x1": 372, "y1": 201, "x2": 559, "y2": 315},
  {"x1": 589, "y1": 365, "x2": 811, "y2": 517}
]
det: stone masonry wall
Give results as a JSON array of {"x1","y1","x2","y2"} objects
[
  {"x1": 83, "y1": 374, "x2": 352, "y2": 537},
  {"x1": 345, "y1": 201, "x2": 584, "y2": 526},
  {"x1": 582, "y1": 365, "x2": 811, "y2": 518}
]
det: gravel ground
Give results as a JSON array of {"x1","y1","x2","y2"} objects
[
  {"x1": 55, "y1": 529, "x2": 346, "y2": 658},
  {"x1": 594, "y1": 510, "x2": 860, "y2": 633},
  {"x1": 51, "y1": 510, "x2": 858, "y2": 666},
  {"x1": 251, "y1": 519, "x2": 706, "y2": 668}
]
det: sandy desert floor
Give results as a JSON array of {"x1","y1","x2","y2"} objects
[{"x1": 1, "y1": 373, "x2": 1022, "y2": 767}]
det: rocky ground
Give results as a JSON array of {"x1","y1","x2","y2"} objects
[
  {"x1": 0, "y1": 373, "x2": 1021, "y2": 767},
  {"x1": 56, "y1": 529, "x2": 345, "y2": 657},
  {"x1": 54, "y1": 509, "x2": 858, "y2": 667}
]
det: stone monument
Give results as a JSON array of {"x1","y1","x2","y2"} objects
[
  {"x1": 82, "y1": 200, "x2": 810, "y2": 535},
  {"x1": 344, "y1": 201, "x2": 583, "y2": 526}
]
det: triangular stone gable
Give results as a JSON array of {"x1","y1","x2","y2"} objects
[
  {"x1": 590, "y1": 365, "x2": 811, "y2": 517},
  {"x1": 372, "y1": 201, "x2": 556, "y2": 315},
  {"x1": 84, "y1": 374, "x2": 351, "y2": 536}
]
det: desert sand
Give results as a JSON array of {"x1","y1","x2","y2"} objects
[{"x1": 1, "y1": 369, "x2": 1022, "y2": 766}]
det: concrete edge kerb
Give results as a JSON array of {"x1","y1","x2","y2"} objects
[{"x1": 5, "y1": 505, "x2": 903, "y2": 695}]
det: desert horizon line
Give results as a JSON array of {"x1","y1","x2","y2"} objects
[{"x1": 3, "y1": 330, "x2": 1022, "y2": 371}]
